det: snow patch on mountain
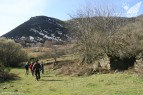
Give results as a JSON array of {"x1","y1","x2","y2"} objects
[
  {"x1": 2, "y1": 16, "x2": 69, "y2": 44},
  {"x1": 29, "y1": 36, "x2": 34, "y2": 40},
  {"x1": 39, "y1": 32, "x2": 45, "y2": 36},
  {"x1": 30, "y1": 28, "x2": 39, "y2": 33}
]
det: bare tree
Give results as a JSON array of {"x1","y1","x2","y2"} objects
[{"x1": 68, "y1": 4, "x2": 122, "y2": 64}]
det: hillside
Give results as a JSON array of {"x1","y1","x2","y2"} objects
[
  {"x1": 1, "y1": 15, "x2": 142, "y2": 47},
  {"x1": 2, "y1": 16, "x2": 69, "y2": 44}
]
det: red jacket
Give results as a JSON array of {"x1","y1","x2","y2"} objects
[{"x1": 29, "y1": 63, "x2": 33, "y2": 70}]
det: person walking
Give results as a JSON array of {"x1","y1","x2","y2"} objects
[
  {"x1": 29, "y1": 62, "x2": 34, "y2": 76},
  {"x1": 25, "y1": 61, "x2": 30, "y2": 75},
  {"x1": 41, "y1": 63, "x2": 44, "y2": 74},
  {"x1": 33, "y1": 60, "x2": 41, "y2": 81}
]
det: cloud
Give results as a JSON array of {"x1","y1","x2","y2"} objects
[
  {"x1": 122, "y1": 3, "x2": 129, "y2": 11},
  {"x1": 123, "y1": 1, "x2": 142, "y2": 17}
]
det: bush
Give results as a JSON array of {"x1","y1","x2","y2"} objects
[
  {"x1": 0, "y1": 72, "x2": 20, "y2": 82},
  {"x1": 0, "y1": 38, "x2": 28, "y2": 67}
]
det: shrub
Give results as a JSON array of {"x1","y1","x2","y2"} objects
[
  {"x1": 0, "y1": 72, "x2": 20, "y2": 82},
  {"x1": 0, "y1": 38, "x2": 28, "y2": 67}
]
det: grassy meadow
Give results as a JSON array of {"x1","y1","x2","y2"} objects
[
  {"x1": 1, "y1": 46, "x2": 143, "y2": 95},
  {"x1": 1, "y1": 68, "x2": 143, "y2": 95}
]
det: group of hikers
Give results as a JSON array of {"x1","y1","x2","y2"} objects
[{"x1": 24, "y1": 59, "x2": 44, "y2": 81}]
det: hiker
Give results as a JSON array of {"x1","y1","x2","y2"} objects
[
  {"x1": 41, "y1": 62, "x2": 44, "y2": 74},
  {"x1": 25, "y1": 61, "x2": 30, "y2": 75},
  {"x1": 33, "y1": 59, "x2": 41, "y2": 81},
  {"x1": 29, "y1": 62, "x2": 34, "y2": 76}
]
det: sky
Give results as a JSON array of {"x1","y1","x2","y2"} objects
[{"x1": 0, "y1": 0, "x2": 142, "y2": 36}]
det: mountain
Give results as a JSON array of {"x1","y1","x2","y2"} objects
[
  {"x1": 2, "y1": 16, "x2": 69, "y2": 44},
  {"x1": 1, "y1": 15, "x2": 139, "y2": 46}
]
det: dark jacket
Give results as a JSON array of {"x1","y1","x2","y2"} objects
[
  {"x1": 33, "y1": 63, "x2": 41, "y2": 71},
  {"x1": 25, "y1": 63, "x2": 29, "y2": 70}
]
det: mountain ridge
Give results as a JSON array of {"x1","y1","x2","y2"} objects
[
  {"x1": 2, "y1": 16, "x2": 69, "y2": 44},
  {"x1": 2, "y1": 15, "x2": 143, "y2": 46}
]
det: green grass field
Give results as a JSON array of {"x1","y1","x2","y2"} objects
[{"x1": 1, "y1": 68, "x2": 143, "y2": 95}]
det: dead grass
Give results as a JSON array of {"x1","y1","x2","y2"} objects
[
  {"x1": 45, "y1": 59, "x2": 110, "y2": 76},
  {"x1": 24, "y1": 47, "x2": 51, "y2": 58}
]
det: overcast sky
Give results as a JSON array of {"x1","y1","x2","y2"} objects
[{"x1": 0, "y1": 0, "x2": 142, "y2": 36}]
